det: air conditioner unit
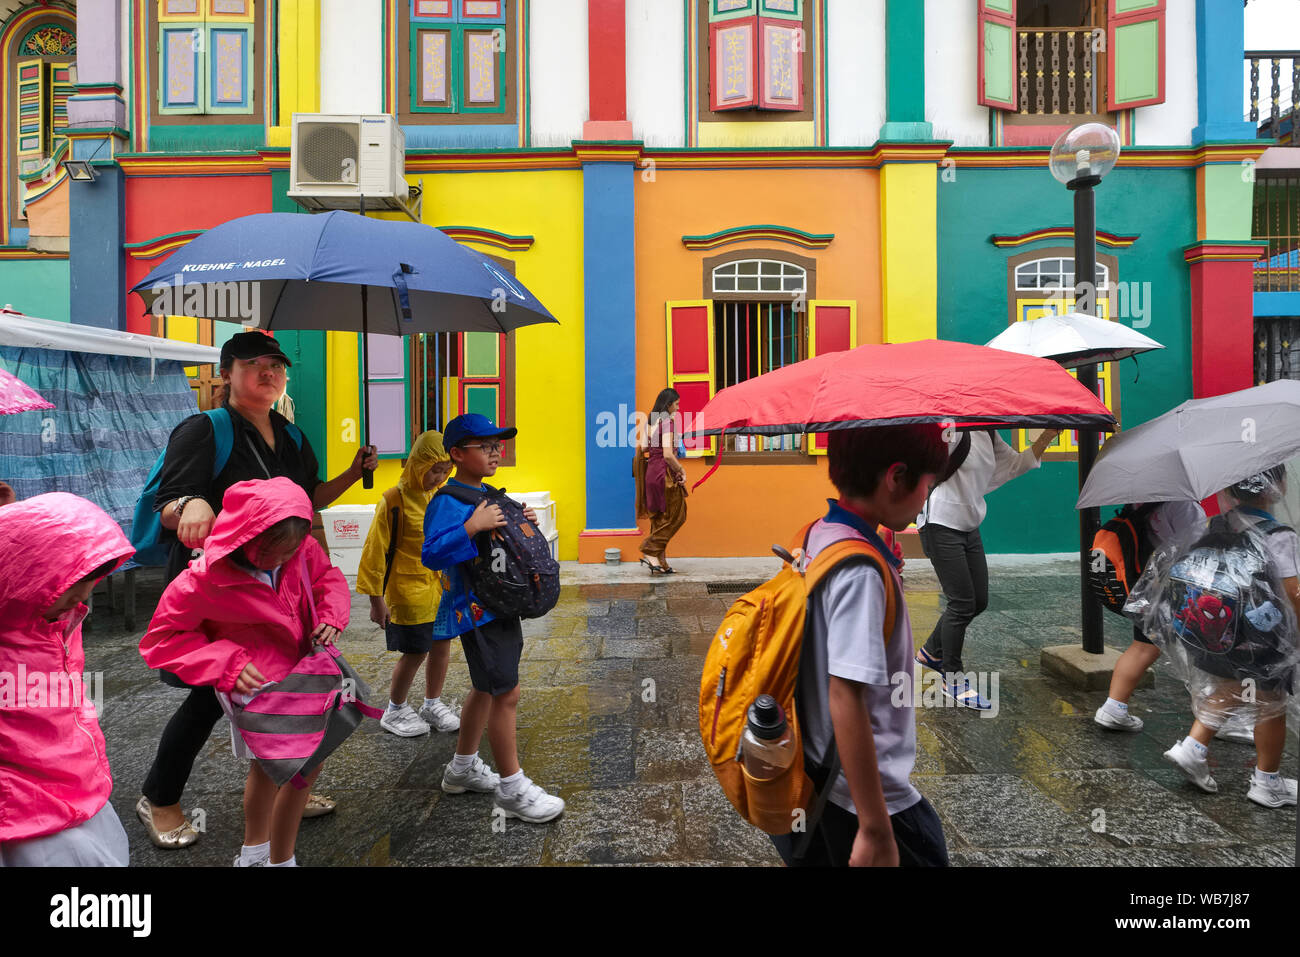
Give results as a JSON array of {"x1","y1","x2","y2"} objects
[{"x1": 288, "y1": 114, "x2": 409, "y2": 212}]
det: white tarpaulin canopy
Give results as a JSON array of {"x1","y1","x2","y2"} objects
[{"x1": 0, "y1": 311, "x2": 221, "y2": 364}]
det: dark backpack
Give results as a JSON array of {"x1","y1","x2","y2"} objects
[
  {"x1": 436, "y1": 483, "x2": 560, "y2": 620},
  {"x1": 1089, "y1": 502, "x2": 1160, "y2": 614},
  {"x1": 1164, "y1": 513, "x2": 1294, "y2": 682}
]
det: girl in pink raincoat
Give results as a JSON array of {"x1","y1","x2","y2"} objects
[
  {"x1": 140, "y1": 476, "x2": 350, "y2": 867},
  {"x1": 0, "y1": 493, "x2": 136, "y2": 866}
]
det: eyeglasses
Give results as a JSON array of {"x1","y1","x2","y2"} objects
[{"x1": 462, "y1": 441, "x2": 505, "y2": 454}]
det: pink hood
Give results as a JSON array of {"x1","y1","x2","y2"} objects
[
  {"x1": 140, "y1": 477, "x2": 350, "y2": 693},
  {"x1": 198, "y1": 476, "x2": 316, "y2": 569},
  {"x1": 0, "y1": 493, "x2": 134, "y2": 842}
]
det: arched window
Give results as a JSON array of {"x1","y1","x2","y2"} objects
[
  {"x1": 3, "y1": 11, "x2": 75, "y2": 242},
  {"x1": 711, "y1": 258, "x2": 807, "y2": 295}
]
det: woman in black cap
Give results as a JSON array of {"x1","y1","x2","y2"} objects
[{"x1": 135, "y1": 330, "x2": 377, "y2": 848}]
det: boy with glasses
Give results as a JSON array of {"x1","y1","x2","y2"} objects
[{"x1": 421, "y1": 414, "x2": 565, "y2": 824}]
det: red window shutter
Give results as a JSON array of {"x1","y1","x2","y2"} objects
[
  {"x1": 1107, "y1": 0, "x2": 1166, "y2": 110},
  {"x1": 977, "y1": 0, "x2": 1018, "y2": 111},
  {"x1": 665, "y1": 300, "x2": 717, "y2": 457},
  {"x1": 806, "y1": 301, "x2": 857, "y2": 455},
  {"x1": 710, "y1": 18, "x2": 758, "y2": 111}
]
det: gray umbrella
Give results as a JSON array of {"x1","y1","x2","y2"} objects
[{"x1": 1076, "y1": 379, "x2": 1300, "y2": 508}]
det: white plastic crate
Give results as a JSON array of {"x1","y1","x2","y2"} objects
[
  {"x1": 511, "y1": 491, "x2": 559, "y2": 562},
  {"x1": 319, "y1": 505, "x2": 376, "y2": 576}
]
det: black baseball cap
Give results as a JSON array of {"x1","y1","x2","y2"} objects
[{"x1": 220, "y1": 330, "x2": 292, "y2": 367}]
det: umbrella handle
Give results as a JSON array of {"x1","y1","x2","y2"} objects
[{"x1": 363, "y1": 467, "x2": 374, "y2": 490}]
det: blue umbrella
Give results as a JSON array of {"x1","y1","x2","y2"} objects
[{"x1": 130, "y1": 211, "x2": 558, "y2": 485}]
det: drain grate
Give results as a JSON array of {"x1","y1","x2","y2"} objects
[{"x1": 705, "y1": 580, "x2": 765, "y2": 595}]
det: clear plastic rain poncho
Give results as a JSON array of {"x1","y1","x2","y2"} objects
[{"x1": 1124, "y1": 462, "x2": 1300, "y2": 729}]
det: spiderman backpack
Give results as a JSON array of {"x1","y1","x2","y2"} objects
[{"x1": 1164, "y1": 512, "x2": 1294, "y2": 683}]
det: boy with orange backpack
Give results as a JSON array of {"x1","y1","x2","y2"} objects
[
  {"x1": 701, "y1": 424, "x2": 951, "y2": 866},
  {"x1": 356, "y1": 431, "x2": 461, "y2": 737}
]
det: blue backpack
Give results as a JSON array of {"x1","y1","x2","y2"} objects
[{"x1": 130, "y1": 407, "x2": 302, "y2": 565}]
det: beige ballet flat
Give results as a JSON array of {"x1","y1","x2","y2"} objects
[{"x1": 135, "y1": 795, "x2": 200, "y2": 849}]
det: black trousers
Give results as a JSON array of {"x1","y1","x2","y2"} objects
[
  {"x1": 771, "y1": 795, "x2": 949, "y2": 867},
  {"x1": 141, "y1": 685, "x2": 224, "y2": 807},
  {"x1": 919, "y1": 523, "x2": 989, "y2": 675}
]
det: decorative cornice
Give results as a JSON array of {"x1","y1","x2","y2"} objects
[
  {"x1": 64, "y1": 126, "x2": 131, "y2": 140},
  {"x1": 258, "y1": 148, "x2": 291, "y2": 170},
  {"x1": 404, "y1": 149, "x2": 580, "y2": 173},
  {"x1": 124, "y1": 230, "x2": 206, "y2": 260},
  {"x1": 72, "y1": 82, "x2": 124, "y2": 95},
  {"x1": 117, "y1": 153, "x2": 268, "y2": 177},
  {"x1": 1182, "y1": 240, "x2": 1269, "y2": 265},
  {"x1": 573, "y1": 141, "x2": 644, "y2": 164},
  {"x1": 682, "y1": 225, "x2": 834, "y2": 251},
  {"x1": 0, "y1": 247, "x2": 68, "y2": 261},
  {"x1": 950, "y1": 143, "x2": 1269, "y2": 169},
  {"x1": 991, "y1": 228, "x2": 1139, "y2": 249},
  {"x1": 437, "y1": 226, "x2": 535, "y2": 251}
]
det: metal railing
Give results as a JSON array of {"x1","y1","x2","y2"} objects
[
  {"x1": 1246, "y1": 51, "x2": 1299, "y2": 142},
  {"x1": 1252, "y1": 173, "x2": 1300, "y2": 292},
  {"x1": 1018, "y1": 27, "x2": 1098, "y2": 115}
]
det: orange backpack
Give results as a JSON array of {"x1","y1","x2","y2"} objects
[{"x1": 699, "y1": 520, "x2": 897, "y2": 836}]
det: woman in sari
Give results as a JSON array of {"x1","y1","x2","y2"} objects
[{"x1": 634, "y1": 389, "x2": 688, "y2": 573}]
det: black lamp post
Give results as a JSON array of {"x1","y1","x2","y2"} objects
[{"x1": 1049, "y1": 123, "x2": 1122, "y2": 655}]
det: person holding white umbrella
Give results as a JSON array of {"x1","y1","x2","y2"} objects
[{"x1": 914, "y1": 427, "x2": 1060, "y2": 708}]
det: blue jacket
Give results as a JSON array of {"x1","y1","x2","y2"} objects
[{"x1": 421, "y1": 478, "x2": 498, "y2": 632}]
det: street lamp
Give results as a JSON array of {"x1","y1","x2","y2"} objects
[{"x1": 1050, "y1": 122, "x2": 1121, "y2": 656}]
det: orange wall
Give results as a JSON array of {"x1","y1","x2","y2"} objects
[{"x1": 633, "y1": 167, "x2": 882, "y2": 557}]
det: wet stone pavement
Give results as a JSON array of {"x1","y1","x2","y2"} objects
[{"x1": 85, "y1": 559, "x2": 1296, "y2": 867}]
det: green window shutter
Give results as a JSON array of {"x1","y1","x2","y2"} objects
[
  {"x1": 977, "y1": 0, "x2": 1017, "y2": 111},
  {"x1": 1107, "y1": 0, "x2": 1165, "y2": 110},
  {"x1": 460, "y1": 331, "x2": 502, "y2": 423}
]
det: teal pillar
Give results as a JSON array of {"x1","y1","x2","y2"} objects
[{"x1": 880, "y1": 0, "x2": 933, "y2": 141}]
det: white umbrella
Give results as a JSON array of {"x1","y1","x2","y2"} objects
[{"x1": 984, "y1": 311, "x2": 1164, "y2": 369}]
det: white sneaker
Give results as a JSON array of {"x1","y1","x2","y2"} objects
[
  {"x1": 233, "y1": 855, "x2": 267, "y2": 867},
  {"x1": 1247, "y1": 773, "x2": 1298, "y2": 808},
  {"x1": 380, "y1": 703, "x2": 431, "y2": 737},
  {"x1": 494, "y1": 776, "x2": 565, "y2": 824},
  {"x1": 1215, "y1": 725, "x2": 1256, "y2": 745},
  {"x1": 419, "y1": 698, "x2": 461, "y2": 733},
  {"x1": 1094, "y1": 704, "x2": 1143, "y2": 732},
  {"x1": 1163, "y1": 738, "x2": 1218, "y2": 793},
  {"x1": 441, "y1": 755, "x2": 500, "y2": 794}
]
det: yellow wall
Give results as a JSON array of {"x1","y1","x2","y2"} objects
[{"x1": 325, "y1": 169, "x2": 587, "y2": 560}]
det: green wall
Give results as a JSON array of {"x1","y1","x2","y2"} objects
[
  {"x1": 938, "y1": 165, "x2": 1198, "y2": 553},
  {"x1": 0, "y1": 259, "x2": 70, "y2": 323},
  {"x1": 268, "y1": 170, "x2": 328, "y2": 465}
]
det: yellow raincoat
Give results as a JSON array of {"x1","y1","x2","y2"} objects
[{"x1": 356, "y1": 431, "x2": 451, "y2": 625}]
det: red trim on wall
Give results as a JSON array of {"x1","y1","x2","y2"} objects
[{"x1": 1184, "y1": 245, "x2": 1261, "y2": 398}]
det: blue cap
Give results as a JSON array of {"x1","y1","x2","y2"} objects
[{"x1": 443, "y1": 413, "x2": 517, "y2": 450}]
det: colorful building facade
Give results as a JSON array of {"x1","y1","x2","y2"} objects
[{"x1": 0, "y1": 0, "x2": 1269, "y2": 559}]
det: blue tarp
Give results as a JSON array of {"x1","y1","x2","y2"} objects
[{"x1": 0, "y1": 345, "x2": 198, "y2": 537}]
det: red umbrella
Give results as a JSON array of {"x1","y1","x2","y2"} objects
[
  {"x1": 689, "y1": 339, "x2": 1116, "y2": 439},
  {"x1": 0, "y1": 367, "x2": 53, "y2": 415}
]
